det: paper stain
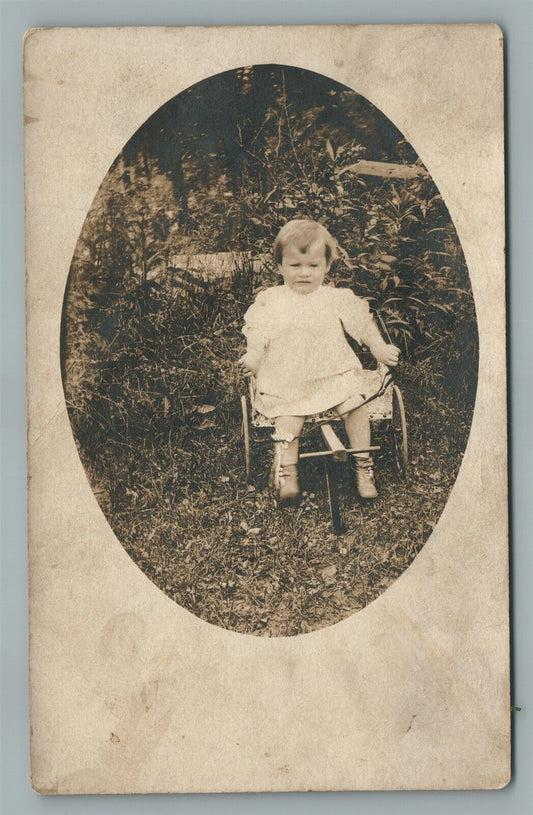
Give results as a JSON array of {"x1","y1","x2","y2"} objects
[
  {"x1": 99, "y1": 613, "x2": 145, "y2": 662},
  {"x1": 140, "y1": 679, "x2": 159, "y2": 712}
]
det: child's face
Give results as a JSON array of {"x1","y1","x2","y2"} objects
[{"x1": 278, "y1": 239, "x2": 329, "y2": 294}]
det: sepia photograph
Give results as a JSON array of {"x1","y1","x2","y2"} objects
[
  {"x1": 25, "y1": 24, "x2": 509, "y2": 793},
  {"x1": 61, "y1": 64, "x2": 478, "y2": 637}
]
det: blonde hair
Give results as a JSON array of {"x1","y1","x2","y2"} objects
[{"x1": 273, "y1": 219, "x2": 339, "y2": 267}]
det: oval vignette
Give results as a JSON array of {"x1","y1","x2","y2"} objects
[{"x1": 61, "y1": 65, "x2": 478, "y2": 637}]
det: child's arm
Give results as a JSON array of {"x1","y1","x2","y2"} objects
[
  {"x1": 238, "y1": 290, "x2": 271, "y2": 374},
  {"x1": 368, "y1": 339, "x2": 400, "y2": 368},
  {"x1": 341, "y1": 290, "x2": 400, "y2": 368},
  {"x1": 238, "y1": 329, "x2": 266, "y2": 375},
  {"x1": 361, "y1": 318, "x2": 400, "y2": 367}
]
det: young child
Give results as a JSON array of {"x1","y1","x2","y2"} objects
[{"x1": 239, "y1": 219, "x2": 400, "y2": 504}]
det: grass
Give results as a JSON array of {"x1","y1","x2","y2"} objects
[{"x1": 76, "y1": 357, "x2": 473, "y2": 637}]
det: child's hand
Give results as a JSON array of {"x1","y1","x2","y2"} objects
[
  {"x1": 374, "y1": 343, "x2": 401, "y2": 368},
  {"x1": 238, "y1": 351, "x2": 262, "y2": 376}
]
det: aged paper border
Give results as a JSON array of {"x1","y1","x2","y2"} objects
[{"x1": 25, "y1": 24, "x2": 508, "y2": 793}]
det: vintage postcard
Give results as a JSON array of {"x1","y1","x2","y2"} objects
[{"x1": 25, "y1": 25, "x2": 508, "y2": 792}]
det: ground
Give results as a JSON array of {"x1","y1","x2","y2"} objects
[{"x1": 83, "y1": 361, "x2": 472, "y2": 637}]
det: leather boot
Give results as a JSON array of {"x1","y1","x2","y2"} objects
[
  {"x1": 353, "y1": 455, "x2": 378, "y2": 499},
  {"x1": 276, "y1": 463, "x2": 301, "y2": 504},
  {"x1": 271, "y1": 443, "x2": 301, "y2": 505}
]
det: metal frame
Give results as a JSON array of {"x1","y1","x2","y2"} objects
[{"x1": 240, "y1": 376, "x2": 408, "y2": 534}]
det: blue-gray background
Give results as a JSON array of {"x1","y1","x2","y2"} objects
[{"x1": 1, "y1": 1, "x2": 531, "y2": 813}]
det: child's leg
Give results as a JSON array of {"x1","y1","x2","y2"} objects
[
  {"x1": 339, "y1": 406, "x2": 378, "y2": 499},
  {"x1": 272, "y1": 415, "x2": 305, "y2": 503},
  {"x1": 273, "y1": 416, "x2": 305, "y2": 464},
  {"x1": 340, "y1": 405, "x2": 371, "y2": 455}
]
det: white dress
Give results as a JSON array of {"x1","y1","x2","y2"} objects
[{"x1": 242, "y1": 285, "x2": 384, "y2": 418}]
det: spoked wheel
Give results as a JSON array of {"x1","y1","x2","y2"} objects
[
  {"x1": 390, "y1": 384, "x2": 408, "y2": 479},
  {"x1": 325, "y1": 459, "x2": 345, "y2": 535},
  {"x1": 240, "y1": 394, "x2": 251, "y2": 482}
]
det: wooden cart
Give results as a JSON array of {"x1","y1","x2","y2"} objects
[{"x1": 240, "y1": 361, "x2": 408, "y2": 534}]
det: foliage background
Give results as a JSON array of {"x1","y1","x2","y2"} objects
[{"x1": 62, "y1": 66, "x2": 478, "y2": 636}]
